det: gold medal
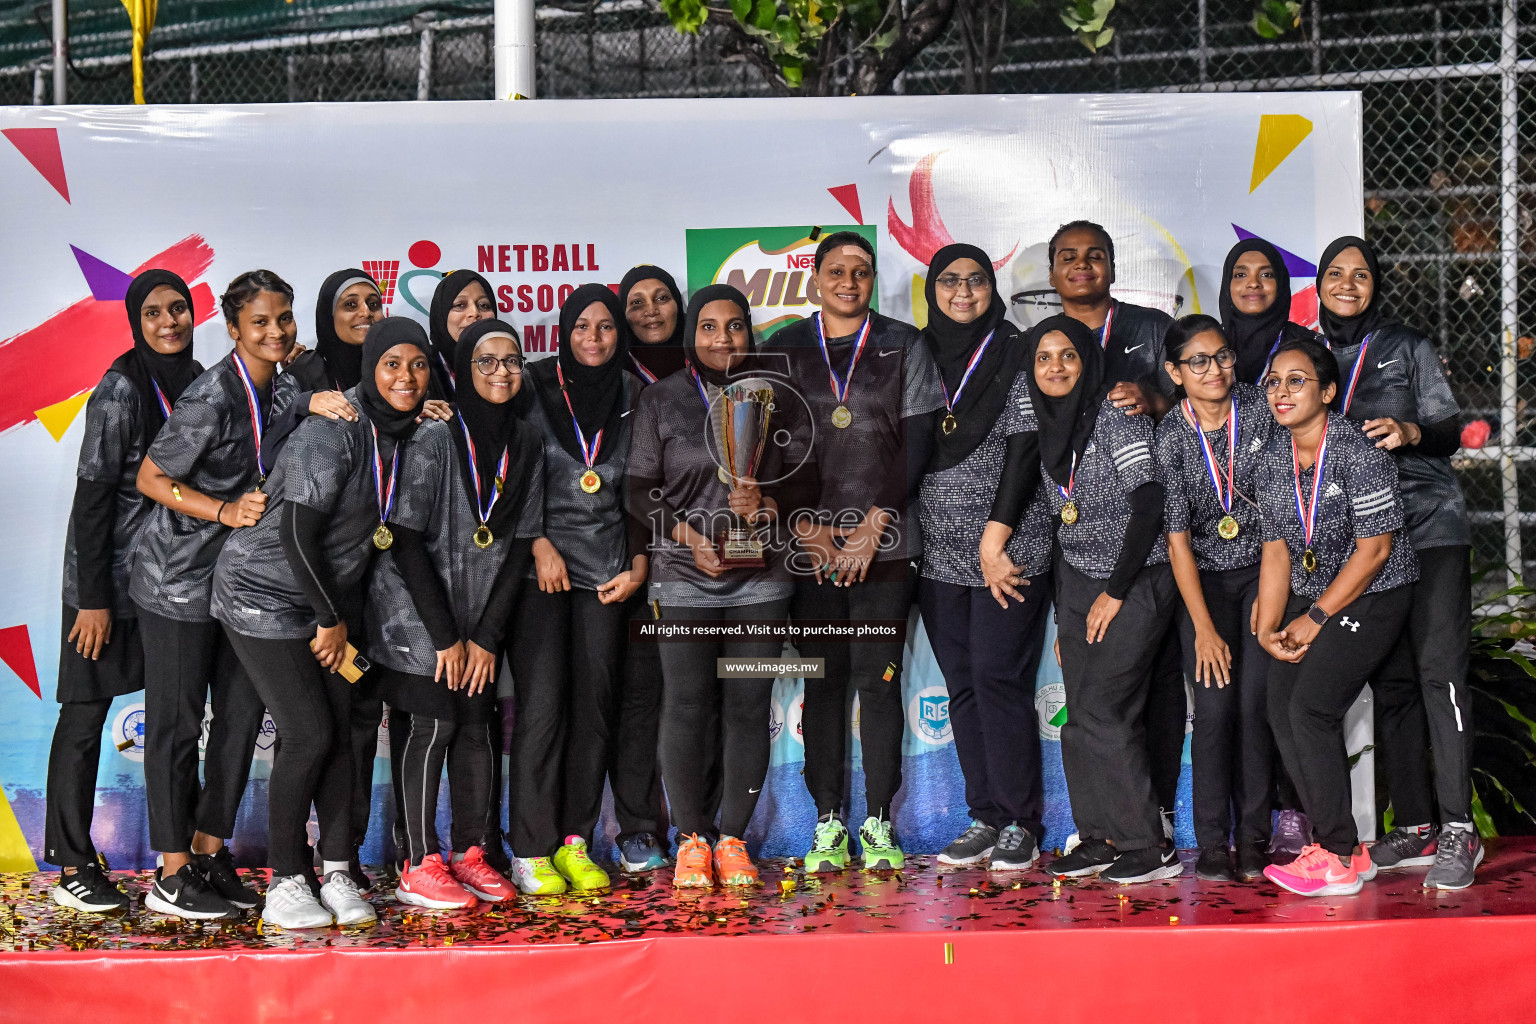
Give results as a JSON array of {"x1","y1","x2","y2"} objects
[
  {"x1": 372, "y1": 524, "x2": 393, "y2": 551},
  {"x1": 1217, "y1": 515, "x2": 1240, "y2": 540},
  {"x1": 580, "y1": 469, "x2": 601, "y2": 494},
  {"x1": 942, "y1": 413, "x2": 957, "y2": 435},
  {"x1": 831, "y1": 404, "x2": 852, "y2": 429},
  {"x1": 474, "y1": 524, "x2": 494, "y2": 550},
  {"x1": 1060, "y1": 500, "x2": 1079, "y2": 525},
  {"x1": 1302, "y1": 548, "x2": 1317, "y2": 572}
]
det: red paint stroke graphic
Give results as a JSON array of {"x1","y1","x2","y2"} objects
[
  {"x1": 0, "y1": 624, "x2": 40, "y2": 698},
  {"x1": 887, "y1": 152, "x2": 1017, "y2": 270},
  {"x1": 2, "y1": 127, "x2": 70, "y2": 203},
  {"x1": 828, "y1": 184, "x2": 863, "y2": 224},
  {"x1": 1290, "y1": 285, "x2": 1319, "y2": 330},
  {"x1": 0, "y1": 235, "x2": 217, "y2": 435}
]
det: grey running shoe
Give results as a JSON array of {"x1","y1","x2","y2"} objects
[
  {"x1": 1268, "y1": 809, "x2": 1312, "y2": 865},
  {"x1": 1371, "y1": 827, "x2": 1437, "y2": 869},
  {"x1": 937, "y1": 820, "x2": 998, "y2": 866},
  {"x1": 1423, "y1": 826, "x2": 1483, "y2": 891},
  {"x1": 988, "y1": 824, "x2": 1039, "y2": 871}
]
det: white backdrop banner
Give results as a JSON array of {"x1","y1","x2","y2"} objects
[{"x1": 0, "y1": 94, "x2": 1363, "y2": 869}]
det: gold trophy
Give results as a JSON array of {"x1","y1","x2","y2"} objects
[{"x1": 715, "y1": 379, "x2": 774, "y2": 569}]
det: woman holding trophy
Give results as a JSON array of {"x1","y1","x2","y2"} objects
[{"x1": 629, "y1": 284, "x2": 815, "y2": 889}]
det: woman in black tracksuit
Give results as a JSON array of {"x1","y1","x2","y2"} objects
[{"x1": 47, "y1": 271, "x2": 201, "y2": 913}]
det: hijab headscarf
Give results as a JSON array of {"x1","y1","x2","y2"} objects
[
  {"x1": 621, "y1": 265, "x2": 688, "y2": 383},
  {"x1": 682, "y1": 284, "x2": 757, "y2": 388},
  {"x1": 532, "y1": 283, "x2": 629, "y2": 465},
  {"x1": 1219, "y1": 238, "x2": 1293, "y2": 383},
  {"x1": 921, "y1": 243, "x2": 1023, "y2": 473},
  {"x1": 1316, "y1": 235, "x2": 1386, "y2": 349},
  {"x1": 428, "y1": 269, "x2": 496, "y2": 383},
  {"x1": 110, "y1": 269, "x2": 201, "y2": 447},
  {"x1": 1022, "y1": 314, "x2": 1108, "y2": 488},
  {"x1": 313, "y1": 268, "x2": 380, "y2": 392},
  {"x1": 357, "y1": 318, "x2": 429, "y2": 440},
  {"x1": 451, "y1": 318, "x2": 537, "y2": 535}
]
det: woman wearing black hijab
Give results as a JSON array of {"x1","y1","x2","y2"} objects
[
  {"x1": 1020, "y1": 314, "x2": 1180, "y2": 884},
  {"x1": 507, "y1": 284, "x2": 652, "y2": 892},
  {"x1": 1313, "y1": 236, "x2": 1478, "y2": 890},
  {"x1": 426, "y1": 269, "x2": 497, "y2": 402},
  {"x1": 621, "y1": 264, "x2": 688, "y2": 384},
  {"x1": 46, "y1": 271, "x2": 201, "y2": 913},
  {"x1": 915, "y1": 244, "x2": 1050, "y2": 874},
  {"x1": 367, "y1": 318, "x2": 542, "y2": 909},
  {"x1": 212, "y1": 317, "x2": 434, "y2": 928},
  {"x1": 1219, "y1": 237, "x2": 1321, "y2": 385}
]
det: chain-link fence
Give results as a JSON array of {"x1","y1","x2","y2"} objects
[{"x1": 3, "y1": 0, "x2": 1531, "y2": 591}]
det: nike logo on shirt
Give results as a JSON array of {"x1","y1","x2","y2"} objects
[
  {"x1": 1377, "y1": 359, "x2": 1398, "y2": 368},
  {"x1": 878, "y1": 349, "x2": 900, "y2": 358},
  {"x1": 1123, "y1": 344, "x2": 1144, "y2": 354}
]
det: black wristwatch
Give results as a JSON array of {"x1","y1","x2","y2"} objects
[{"x1": 1306, "y1": 603, "x2": 1330, "y2": 626}]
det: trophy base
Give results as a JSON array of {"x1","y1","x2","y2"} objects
[{"x1": 719, "y1": 535, "x2": 766, "y2": 570}]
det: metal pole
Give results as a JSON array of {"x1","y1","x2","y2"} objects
[
  {"x1": 33, "y1": 66, "x2": 45, "y2": 104},
  {"x1": 494, "y1": 0, "x2": 536, "y2": 98},
  {"x1": 51, "y1": 0, "x2": 66, "y2": 103},
  {"x1": 417, "y1": 26, "x2": 434, "y2": 100},
  {"x1": 1499, "y1": 0, "x2": 1524, "y2": 587},
  {"x1": 1197, "y1": 0, "x2": 1208, "y2": 84}
]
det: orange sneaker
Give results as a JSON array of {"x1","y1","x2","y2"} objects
[
  {"x1": 713, "y1": 836, "x2": 760, "y2": 886},
  {"x1": 1351, "y1": 843, "x2": 1378, "y2": 883},
  {"x1": 1263, "y1": 843, "x2": 1361, "y2": 897},
  {"x1": 672, "y1": 833, "x2": 714, "y2": 889}
]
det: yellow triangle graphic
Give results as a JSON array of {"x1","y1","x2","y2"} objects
[
  {"x1": 910, "y1": 274, "x2": 929, "y2": 330},
  {"x1": 35, "y1": 390, "x2": 92, "y2": 441},
  {"x1": 0, "y1": 781, "x2": 38, "y2": 872},
  {"x1": 1250, "y1": 114, "x2": 1313, "y2": 193}
]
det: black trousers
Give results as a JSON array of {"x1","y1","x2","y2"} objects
[
  {"x1": 396, "y1": 709, "x2": 497, "y2": 863},
  {"x1": 1147, "y1": 621, "x2": 1187, "y2": 814},
  {"x1": 45, "y1": 699, "x2": 113, "y2": 868},
  {"x1": 1269, "y1": 587, "x2": 1412, "y2": 856},
  {"x1": 1374, "y1": 545, "x2": 1474, "y2": 826},
  {"x1": 1178, "y1": 564, "x2": 1273, "y2": 848},
  {"x1": 137, "y1": 606, "x2": 263, "y2": 853},
  {"x1": 1055, "y1": 560, "x2": 1178, "y2": 853},
  {"x1": 792, "y1": 570, "x2": 914, "y2": 820},
  {"x1": 918, "y1": 574, "x2": 1049, "y2": 840},
  {"x1": 225, "y1": 632, "x2": 354, "y2": 877},
  {"x1": 657, "y1": 598, "x2": 790, "y2": 839},
  {"x1": 348, "y1": 692, "x2": 382, "y2": 851},
  {"x1": 612, "y1": 596, "x2": 665, "y2": 839}
]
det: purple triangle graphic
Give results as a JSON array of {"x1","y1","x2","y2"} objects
[
  {"x1": 70, "y1": 245, "x2": 135, "y2": 302},
  {"x1": 1231, "y1": 225, "x2": 1317, "y2": 280}
]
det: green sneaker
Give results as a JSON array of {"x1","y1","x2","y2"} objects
[
  {"x1": 860, "y1": 814, "x2": 906, "y2": 870},
  {"x1": 511, "y1": 856, "x2": 567, "y2": 895},
  {"x1": 552, "y1": 836, "x2": 611, "y2": 890},
  {"x1": 803, "y1": 817, "x2": 850, "y2": 873}
]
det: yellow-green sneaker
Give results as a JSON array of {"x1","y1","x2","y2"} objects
[
  {"x1": 552, "y1": 836, "x2": 611, "y2": 891},
  {"x1": 511, "y1": 855, "x2": 567, "y2": 895},
  {"x1": 803, "y1": 817, "x2": 850, "y2": 873},
  {"x1": 860, "y1": 814, "x2": 905, "y2": 870}
]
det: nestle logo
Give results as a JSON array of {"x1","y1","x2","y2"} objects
[{"x1": 787, "y1": 254, "x2": 814, "y2": 269}]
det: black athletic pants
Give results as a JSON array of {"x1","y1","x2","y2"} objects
[
  {"x1": 348, "y1": 694, "x2": 382, "y2": 852},
  {"x1": 793, "y1": 570, "x2": 913, "y2": 821},
  {"x1": 657, "y1": 598, "x2": 790, "y2": 839},
  {"x1": 395, "y1": 711, "x2": 497, "y2": 864},
  {"x1": 1055, "y1": 560, "x2": 1178, "y2": 853},
  {"x1": 1147, "y1": 622, "x2": 1187, "y2": 815},
  {"x1": 1373, "y1": 545, "x2": 1474, "y2": 826},
  {"x1": 138, "y1": 606, "x2": 263, "y2": 853},
  {"x1": 1178, "y1": 564, "x2": 1273, "y2": 848},
  {"x1": 45, "y1": 699, "x2": 113, "y2": 868},
  {"x1": 1268, "y1": 586, "x2": 1413, "y2": 856},
  {"x1": 224, "y1": 632, "x2": 354, "y2": 877},
  {"x1": 613, "y1": 595, "x2": 666, "y2": 839},
  {"x1": 918, "y1": 574, "x2": 1049, "y2": 841}
]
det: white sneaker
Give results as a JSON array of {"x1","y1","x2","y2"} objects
[
  {"x1": 320, "y1": 870, "x2": 377, "y2": 925},
  {"x1": 261, "y1": 874, "x2": 334, "y2": 929}
]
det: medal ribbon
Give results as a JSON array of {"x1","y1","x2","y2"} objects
[
  {"x1": 1339, "y1": 331, "x2": 1377, "y2": 415},
  {"x1": 939, "y1": 330, "x2": 996, "y2": 415},
  {"x1": 1183, "y1": 396, "x2": 1237, "y2": 515},
  {"x1": 688, "y1": 364, "x2": 713, "y2": 411},
  {"x1": 1056, "y1": 451, "x2": 1078, "y2": 505},
  {"x1": 629, "y1": 353, "x2": 659, "y2": 385},
  {"x1": 1255, "y1": 329, "x2": 1285, "y2": 385},
  {"x1": 815, "y1": 312, "x2": 872, "y2": 404},
  {"x1": 150, "y1": 378, "x2": 173, "y2": 420},
  {"x1": 434, "y1": 349, "x2": 457, "y2": 401},
  {"x1": 1095, "y1": 303, "x2": 1116, "y2": 349},
  {"x1": 456, "y1": 413, "x2": 509, "y2": 525},
  {"x1": 370, "y1": 422, "x2": 399, "y2": 525},
  {"x1": 229, "y1": 352, "x2": 268, "y2": 479},
  {"x1": 1291, "y1": 427, "x2": 1329, "y2": 553},
  {"x1": 556, "y1": 362, "x2": 605, "y2": 470}
]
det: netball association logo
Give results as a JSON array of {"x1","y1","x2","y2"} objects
[
  {"x1": 906, "y1": 686, "x2": 952, "y2": 745},
  {"x1": 111, "y1": 702, "x2": 146, "y2": 762},
  {"x1": 1036, "y1": 681, "x2": 1068, "y2": 742}
]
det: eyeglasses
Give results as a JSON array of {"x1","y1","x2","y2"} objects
[
  {"x1": 1175, "y1": 348, "x2": 1237, "y2": 374},
  {"x1": 1263, "y1": 373, "x2": 1320, "y2": 394},
  {"x1": 472, "y1": 355, "x2": 524, "y2": 376},
  {"x1": 936, "y1": 273, "x2": 990, "y2": 290}
]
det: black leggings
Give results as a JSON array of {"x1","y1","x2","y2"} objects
[
  {"x1": 657, "y1": 598, "x2": 789, "y2": 839},
  {"x1": 224, "y1": 631, "x2": 354, "y2": 877},
  {"x1": 792, "y1": 571, "x2": 913, "y2": 820},
  {"x1": 396, "y1": 711, "x2": 497, "y2": 864},
  {"x1": 137, "y1": 607, "x2": 263, "y2": 853},
  {"x1": 1268, "y1": 586, "x2": 1413, "y2": 856}
]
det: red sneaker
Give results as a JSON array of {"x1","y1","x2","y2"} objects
[
  {"x1": 713, "y1": 836, "x2": 760, "y2": 887},
  {"x1": 672, "y1": 834, "x2": 713, "y2": 889},
  {"x1": 395, "y1": 853, "x2": 478, "y2": 910},
  {"x1": 450, "y1": 846, "x2": 515, "y2": 902},
  {"x1": 1263, "y1": 843, "x2": 1361, "y2": 897}
]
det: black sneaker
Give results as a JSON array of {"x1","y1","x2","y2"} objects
[
  {"x1": 1236, "y1": 841, "x2": 1268, "y2": 882},
  {"x1": 52, "y1": 862, "x2": 130, "y2": 913},
  {"x1": 1048, "y1": 837, "x2": 1118, "y2": 877},
  {"x1": 1194, "y1": 846, "x2": 1235, "y2": 881},
  {"x1": 988, "y1": 824, "x2": 1039, "y2": 871},
  {"x1": 1371, "y1": 826, "x2": 1438, "y2": 869},
  {"x1": 348, "y1": 852, "x2": 372, "y2": 892},
  {"x1": 145, "y1": 863, "x2": 239, "y2": 920},
  {"x1": 194, "y1": 847, "x2": 260, "y2": 909},
  {"x1": 1103, "y1": 845, "x2": 1183, "y2": 884},
  {"x1": 936, "y1": 820, "x2": 999, "y2": 866}
]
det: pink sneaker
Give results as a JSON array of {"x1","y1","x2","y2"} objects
[
  {"x1": 1263, "y1": 843, "x2": 1362, "y2": 896},
  {"x1": 395, "y1": 853, "x2": 479, "y2": 910},
  {"x1": 450, "y1": 846, "x2": 515, "y2": 902},
  {"x1": 1351, "y1": 844, "x2": 1377, "y2": 883}
]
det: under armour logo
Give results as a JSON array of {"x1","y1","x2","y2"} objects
[{"x1": 1340, "y1": 617, "x2": 1361, "y2": 632}]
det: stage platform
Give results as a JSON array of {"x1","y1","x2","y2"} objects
[{"x1": 6, "y1": 840, "x2": 1536, "y2": 1023}]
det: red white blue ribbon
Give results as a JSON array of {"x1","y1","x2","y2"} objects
[
  {"x1": 1056, "y1": 451, "x2": 1078, "y2": 505},
  {"x1": 434, "y1": 349, "x2": 457, "y2": 401},
  {"x1": 1096, "y1": 303, "x2": 1116, "y2": 349},
  {"x1": 1184, "y1": 395, "x2": 1237, "y2": 515},
  {"x1": 229, "y1": 351, "x2": 268, "y2": 480},
  {"x1": 940, "y1": 330, "x2": 996, "y2": 415},
  {"x1": 1291, "y1": 427, "x2": 1329, "y2": 552},
  {"x1": 1256, "y1": 330, "x2": 1285, "y2": 385},
  {"x1": 150, "y1": 379, "x2": 173, "y2": 420},
  {"x1": 688, "y1": 364, "x2": 713, "y2": 411},
  {"x1": 370, "y1": 422, "x2": 399, "y2": 525},
  {"x1": 1339, "y1": 331, "x2": 1378, "y2": 416},
  {"x1": 457, "y1": 413, "x2": 508, "y2": 524},
  {"x1": 629, "y1": 353, "x2": 659, "y2": 385},
  {"x1": 815, "y1": 312, "x2": 872, "y2": 405},
  {"x1": 556, "y1": 362, "x2": 605, "y2": 470}
]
